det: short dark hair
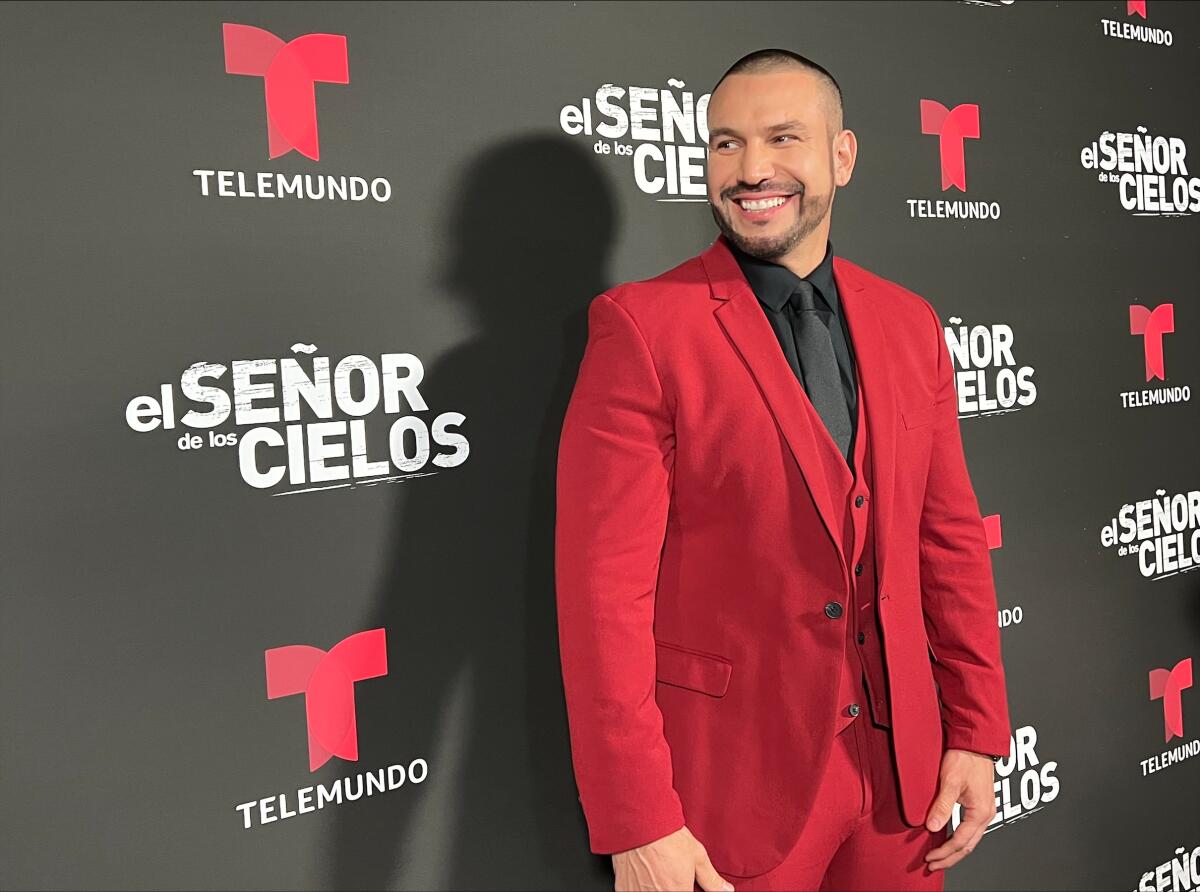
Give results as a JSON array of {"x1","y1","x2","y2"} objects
[{"x1": 712, "y1": 49, "x2": 844, "y2": 134}]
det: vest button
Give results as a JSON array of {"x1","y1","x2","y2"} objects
[
  {"x1": 857, "y1": 631, "x2": 866, "y2": 644},
  {"x1": 824, "y1": 601, "x2": 844, "y2": 619},
  {"x1": 855, "y1": 495, "x2": 865, "y2": 508},
  {"x1": 854, "y1": 563, "x2": 863, "y2": 576},
  {"x1": 847, "y1": 704, "x2": 861, "y2": 717}
]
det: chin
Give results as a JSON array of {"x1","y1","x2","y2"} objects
[{"x1": 738, "y1": 227, "x2": 802, "y2": 258}]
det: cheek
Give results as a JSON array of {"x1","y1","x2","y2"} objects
[
  {"x1": 706, "y1": 157, "x2": 736, "y2": 194},
  {"x1": 790, "y1": 155, "x2": 825, "y2": 184}
]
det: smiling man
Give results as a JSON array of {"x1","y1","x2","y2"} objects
[{"x1": 555, "y1": 49, "x2": 1011, "y2": 891}]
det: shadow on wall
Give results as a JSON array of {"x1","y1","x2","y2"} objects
[{"x1": 327, "y1": 134, "x2": 619, "y2": 890}]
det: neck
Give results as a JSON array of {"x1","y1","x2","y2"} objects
[{"x1": 775, "y1": 227, "x2": 829, "y2": 279}]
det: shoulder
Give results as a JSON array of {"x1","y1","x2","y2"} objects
[
  {"x1": 834, "y1": 254, "x2": 943, "y2": 335},
  {"x1": 597, "y1": 251, "x2": 709, "y2": 322},
  {"x1": 834, "y1": 256, "x2": 948, "y2": 383}
]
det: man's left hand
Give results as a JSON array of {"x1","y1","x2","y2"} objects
[{"x1": 922, "y1": 748, "x2": 997, "y2": 871}]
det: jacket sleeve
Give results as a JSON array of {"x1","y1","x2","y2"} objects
[
  {"x1": 916, "y1": 298, "x2": 1013, "y2": 759},
  {"x1": 554, "y1": 291, "x2": 686, "y2": 855}
]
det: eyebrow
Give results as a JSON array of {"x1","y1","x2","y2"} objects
[{"x1": 709, "y1": 120, "x2": 810, "y2": 142}]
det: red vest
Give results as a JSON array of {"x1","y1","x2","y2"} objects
[{"x1": 800, "y1": 379, "x2": 891, "y2": 734}]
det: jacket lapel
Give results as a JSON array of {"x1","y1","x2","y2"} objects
[
  {"x1": 834, "y1": 256, "x2": 898, "y2": 589},
  {"x1": 699, "y1": 235, "x2": 899, "y2": 588},
  {"x1": 701, "y1": 235, "x2": 844, "y2": 574}
]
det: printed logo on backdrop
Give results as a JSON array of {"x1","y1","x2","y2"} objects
[
  {"x1": 1151, "y1": 658, "x2": 1193, "y2": 743},
  {"x1": 1141, "y1": 657, "x2": 1197, "y2": 778},
  {"x1": 907, "y1": 100, "x2": 1001, "y2": 220},
  {"x1": 124, "y1": 343, "x2": 470, "y2": 495},
  {"x1": 1080, "y1": 128, "x2": 1200, "y2": 215},
  {"x1": 223, "y1": 22, "x2": 347, "y2": 161},
  {"x1": 943, "y1": 315, "x2": 1037, "y2": 416},
  {"x1": 559, "y1": 79, "x2": 710, "y2": 201},
  {"x1": 266, "y1": 628, "x2": 388, "y2": 771},
  {"x1": 1101, "y1": 0, "x2": 1176, "y2": 47},
  {"x1": 191, "y1": 23, "x2": 393, "y2": 203},
  {"x1": 1122, "y1": 302, "x2": 1190, "y2": 409},
  {"x1": 949, "y1": 724, "x2": 1060, "y2": 833},
  {"x1": 1137, "y1": 841, "x2": 1200, "y2": 892},
  {"x1": 983, "y1": 514, "x2": 1002, "y2": 551},
  {"x1": 1099, "y1": 489, "x2": 1200, "y2": 579},
  {"x1": 981, "y1": 514, "x2": 1025, "y2": 632},
  {"x1": 236, "y1": 628, "x2": 430, "y2": 830}
]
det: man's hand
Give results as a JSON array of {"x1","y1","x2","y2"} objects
[
  {"x1": 923, "y1": 748, "x2": 997, "y2": 871},
  {"x1": 612, "y1": 825, "x2": 735, "y2": 892}
]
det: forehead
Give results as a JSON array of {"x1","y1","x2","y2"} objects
[{"x1": 708, "y1": 69, "x2": 829, "y2": 131}]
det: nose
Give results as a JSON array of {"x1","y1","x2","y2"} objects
[{"x1": 739, "y1": 139, "x2": 775, "y2": 185}]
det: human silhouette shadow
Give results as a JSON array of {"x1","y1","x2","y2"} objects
[{"x1": 327, "y1": 134, "x2": 618, "y2": 890}]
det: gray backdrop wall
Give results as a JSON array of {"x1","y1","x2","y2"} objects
[{"x1": 2, "y1": 1, "x2": 1199, "y2": 890}]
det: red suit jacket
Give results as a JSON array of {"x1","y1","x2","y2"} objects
[{"x1": 554, "y1": 233, "x2": 1011, "y2": 878}]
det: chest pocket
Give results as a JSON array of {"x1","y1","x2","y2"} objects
[{"x1": 902, "y1": 396, "x2": 951, "y2": 430}]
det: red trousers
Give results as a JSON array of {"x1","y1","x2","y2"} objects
[{"x1": 729, "y1": 716, "x2": 946, "y2": 891}]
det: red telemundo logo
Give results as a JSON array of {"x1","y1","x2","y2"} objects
[
  {"x1": 265, "y1": 628, "x2": 387, "y2": 771},
  {"x1": 223, "y1": 23, "x2": 349, "y2": 160}
]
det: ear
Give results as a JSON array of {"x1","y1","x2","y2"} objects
[{"x1": 833, "y1": 128, "x2": 857, "y2": 187}]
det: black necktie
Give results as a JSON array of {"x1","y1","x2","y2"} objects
[{"x1": 788, "y1": 280, "x2": 852, "y2": 461}]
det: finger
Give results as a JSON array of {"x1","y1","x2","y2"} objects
[
  {"x1": 964, "y1": 824, "x2": 988, "y2": 856},
  {"x1": 926, "y1": 844, "x2": 973, "y2": 872},
  {"x1": 694, "y1": 854, "x2": 735, "y2": 892},
  {"x1": 927, "y1": 823, "x2": 989, "y2": 871},
  {"x1": 923, "y1": 784, "x2": 960, "y2": 832},
  {"x1": 925, "y1": 831, "x2": 965, "y2": 864},
  {"x1": 927, "y1": 828, "x2": 984, "y2": 872},
  {"x1": 925, "y1": 816, "x2": 979, "y2": 863},
  {"x1": 953, "y1": 809, "x2": 991, "y2": 844},
  {"x1": 927, "y1": 803, "x2": 990, "y2": 859}
]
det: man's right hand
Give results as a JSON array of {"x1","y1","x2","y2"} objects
[{"x1": 612, "y1": 825, "x2": 735, "y2": 892}]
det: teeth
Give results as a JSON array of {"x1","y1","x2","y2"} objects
[{"x1": 739, "y1": 195, "x2": 788, "y2": 210}]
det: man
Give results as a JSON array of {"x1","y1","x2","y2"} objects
[{"x1": 554, "y1": 49, "x2": 1011, "y2": 892}]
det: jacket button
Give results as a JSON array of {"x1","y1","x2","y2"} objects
[
  {"x1": 857, "y1": 631, "x2": 866, "y2": 644},
  {"x1": 824, "y1": 601, "x2": 844, "y2": 619},
  {"x1": 855, "y1": 495, "x2": 865, "y2": 507},
  {"x1": 847, "y1": 704, "x2": 861, "y2": 717},
  {"x1": 854, "y1": 563, "x2": 863, "y2": 576}
]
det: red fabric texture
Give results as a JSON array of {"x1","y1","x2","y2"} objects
[{"x1": 555, "y1": 234, "x2": 1010, "y2": 877}]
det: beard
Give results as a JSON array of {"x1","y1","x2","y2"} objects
[{"x1": 709, "y1": 181, "x2": 833, "y2": 262}]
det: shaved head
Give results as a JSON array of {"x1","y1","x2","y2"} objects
[{"x1": 712, "y1": 49, "x2": 843, "y2": 137}]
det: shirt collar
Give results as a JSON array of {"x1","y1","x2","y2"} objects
[{"x1": 729, "y1": 238, "x2": 838, "y2": 315}]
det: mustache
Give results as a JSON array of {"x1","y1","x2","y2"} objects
[{"x1": 721, "y1": 182, "x2": 805, "y2": 200}]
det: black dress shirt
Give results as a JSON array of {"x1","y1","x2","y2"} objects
[{"x1": 729, "y1": 239, "x2": 860, "y2": 462}]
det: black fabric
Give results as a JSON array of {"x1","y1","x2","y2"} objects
[
  {"x1": 729, "y1": 239, "x2": 859, "y2": 462},
  {"x1": 788, "y1": 279, "x2": 853, "y2": 460}
]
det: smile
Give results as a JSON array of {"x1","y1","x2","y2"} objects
[
  {"x1": 739, "y1": 195, "x2": 788, "y2": 210},
  {"x1": 733, "y1": 193, "x2": 796, "y2": 218}
]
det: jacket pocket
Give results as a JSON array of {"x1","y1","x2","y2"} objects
[
  {"x1": 902, "y1": 401, "x2": 941, "y2": 430},
  {"x1": 654, "y1": 640, "x2": 732, "y2": 698}
]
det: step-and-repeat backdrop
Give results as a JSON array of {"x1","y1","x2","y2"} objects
[{"x1": 2, "y1": 1, "x2": 1198, "y2": 889}]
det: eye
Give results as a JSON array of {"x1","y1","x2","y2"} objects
[{"x1": 774, "y1": 134, "x2": 797, "y2": 144}]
